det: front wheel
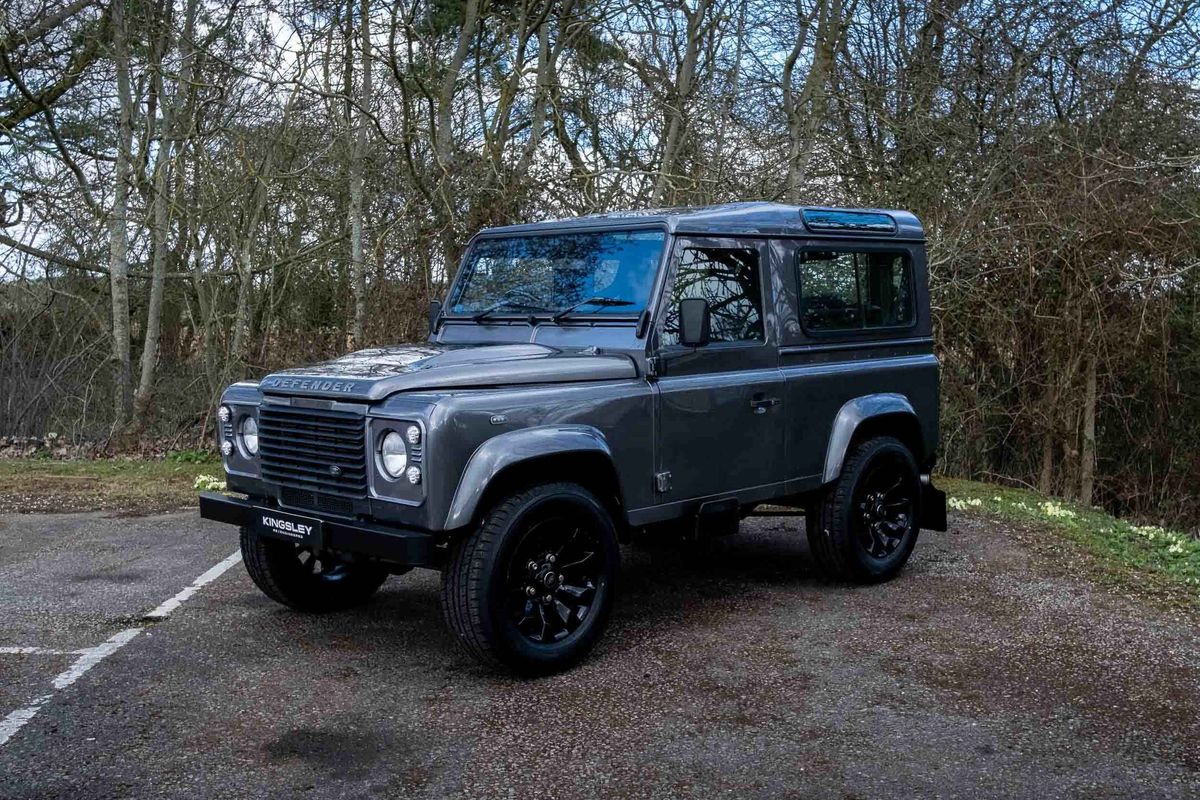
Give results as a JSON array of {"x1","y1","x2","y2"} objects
[
  {"x1": 239, "y1": 527, "x2": 389, "y2": 612},
  {"x1": 806, "y1": 436, "x2": 921, "y2": 583},
  {"x1": 440, "y1": 482, "x2": 620, "y2": 675}
]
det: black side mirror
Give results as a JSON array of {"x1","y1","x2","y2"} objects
[
  {"x1": 678, "y1": 297, "x2": 711, "y2": 347},
  {"x1": 428, "y1": 300, "x2": 443, "y2": 335}
]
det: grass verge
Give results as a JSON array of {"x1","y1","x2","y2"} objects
[
  {"x1": 940, "y1": 476, "x2": 1200, "y2": 608},
  {"x1": 0, "y1": 457, "x2": 224, "y2": 516}
]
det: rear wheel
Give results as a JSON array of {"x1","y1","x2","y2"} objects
[
  {"x1": 239, "y1": 527, "x2": 389, "y2": 612},
  {"x1": 440, "y1": 481, "x2": 620, "y2": 675},
  {"x1": 806, "y1": 436, "x2": 921, "y2": 583}
]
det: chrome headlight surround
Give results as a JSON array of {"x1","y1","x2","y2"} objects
[
  {"x1": 237, "y1": 415, "x2": 259, "y2": 458},
  {"x1": 377, "y1": 430, "x2": 409, "y2": 478}
]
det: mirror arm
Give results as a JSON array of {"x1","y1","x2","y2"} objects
[{"x1": 428, "y1": 300, "x2": 443, "y2": 336}]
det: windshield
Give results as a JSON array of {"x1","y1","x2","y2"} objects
[{"x1": 448, "y1": 230, "x2": 666, "y2": 318}]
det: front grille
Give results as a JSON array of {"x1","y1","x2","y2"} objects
[
  {"x1": 279, "y1": 486, "x2": 355, "y2": 517},
  {"x1": 258, "y1": 404, "x2": 368, "y2": 498}
]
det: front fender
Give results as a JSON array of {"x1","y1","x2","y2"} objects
[
  {"x1": 444, "y1": 425, "x2": 615, "y2": 530},
  {"x1": 822, "y1": 393, "x2": 918, "y2": 483}
]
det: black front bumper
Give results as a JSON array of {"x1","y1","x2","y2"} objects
[{"x1": 198, "y1": 492, "x2": 441, "y2": 568}]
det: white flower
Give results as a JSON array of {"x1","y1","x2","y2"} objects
[
  {"x1": 1039, "y1": 501, "x2": 1076, "y2": 519},
  {"x1": 193, "y1": 474, "x2": 226, "y2": 492}
]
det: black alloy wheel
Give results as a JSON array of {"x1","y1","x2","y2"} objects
[
  {"x1": 505, "y1": 519, "x2": 601, "y2": 645},
  {"x1": 441, "y1": 481, "x2": 620, "y2": 675},
  {"x1": 854, "y1": 452, "x2": 916, "y2": 560},
  {"x1": 806, "y1": 435, "x2": 922, "y2": 583}
]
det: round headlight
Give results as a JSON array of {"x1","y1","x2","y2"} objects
[
  {"x1": 405, "y1": 425, "x2": 421, "y2": 445},
  {"x1": 239, "y1": 416, "x2": 259, "y2": 456},
  {"x1": 379, "y1": 431, "x2": 408, "y2": 478}
]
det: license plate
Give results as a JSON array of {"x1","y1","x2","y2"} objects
[{"x1": 255, "y1": 508, "x2": 323, "y2": 548}]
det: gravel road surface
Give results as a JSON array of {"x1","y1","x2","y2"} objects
[{"x1": 1, "y1": 509, "x2": 1197, "y2": 799}]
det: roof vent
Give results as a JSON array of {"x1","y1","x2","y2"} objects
[{"x1": 801, "y1": 209, "x2": 897, "y2": 234}]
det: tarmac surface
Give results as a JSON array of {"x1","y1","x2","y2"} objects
[{"x1": 1, "y1": 508, "x2": 1198, "y2": 799}]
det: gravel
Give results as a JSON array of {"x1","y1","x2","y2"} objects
[{"x1": 1, "y1": 509, "x2": 1197, "y2": 798}]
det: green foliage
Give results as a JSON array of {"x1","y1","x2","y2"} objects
[
  {"x1": 419, "y1": 0, "x2": 471, "y2": 36},
  {"x1": 942, "y1": 477, "x2": 1200, "y2": 604},
  {"x1": 168, "y1": 449, "x2": 216, "y2": 464}
]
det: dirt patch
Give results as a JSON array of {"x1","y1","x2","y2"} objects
[{"x1": 0, "y1": 458, "x2": 210, "y2": 515}]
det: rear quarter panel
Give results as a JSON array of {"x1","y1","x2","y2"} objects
[{"x1": 775, "y1": 238, "x2": 939, "y2": 487}]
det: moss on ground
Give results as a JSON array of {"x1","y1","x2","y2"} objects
[
  {"x1": 0, "y1": 457, "x2": 222, "y2": 515},
  {"x1": 940, "y1": 476, "x2": 1200, "y2": 608}
]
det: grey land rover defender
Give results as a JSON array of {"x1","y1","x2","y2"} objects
[{"x1": 199, "y1": 202, "x2": 947, "y2": 674}]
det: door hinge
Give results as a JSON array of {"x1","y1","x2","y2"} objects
[
  {"x1": 654, "y1": 471, "x2": 672, "y2": 493},
  {"x1": 646, "y1": 355, "x2": 660, "y2": 380}
]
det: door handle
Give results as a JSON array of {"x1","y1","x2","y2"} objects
[{"x1": 750, "y1": 396, "x2": 781, "y2": 414}]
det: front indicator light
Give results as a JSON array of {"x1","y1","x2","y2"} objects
[
  {"x1": 405, "y1": 425, "x2": 421, "y2": 445},
  {"x1": 218, "y1": 405, "x2": 232, "y2": 423},
  {"x1": 379, "y1": 431, "x2": 408, "y2": 478},
  {"x1": 406, "y1": 466, "x2": 422, "y2": 485},
  {"x1": 220, "y1": 440, "x2": 233, "y2": 456}
]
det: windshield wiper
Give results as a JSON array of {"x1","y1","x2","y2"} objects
[
  {"x1": 551, "y1": 297, "x2": 635, "y2": 323},
  {"x1": 471, "y1": 298, "x2": 552, "y2": 322}
]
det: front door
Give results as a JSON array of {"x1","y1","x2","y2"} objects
[{"x1": 651, "y1": 237, "x2": 785, "y2": 504}]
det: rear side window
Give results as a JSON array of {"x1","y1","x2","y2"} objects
[
  {"x1": 661, "y1": 247, "x2": 764, "y2": 345},
  {"x1": 798, "y1": 250, "x2": 913, "y2": 333}
]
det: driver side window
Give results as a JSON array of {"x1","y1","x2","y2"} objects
[{"x1": 661, "y1": 247, "x2": 764, "y2": 346}]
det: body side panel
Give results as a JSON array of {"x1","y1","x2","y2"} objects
[
  {"x1": 647, "y1": 235, "x2": 787, "y2": 503},
  {"x1": 780, "y1": 353, "x2": 939, "y2": 486},
  {"x1": 443, "y1": 425, "x2": 614, "y2": 529},
  {"x1": 428, "y1": 379, "x2": 654, "y2": 531},
  {"x1": 777, "y1": 237, "x2": 939, "y2": 487}
]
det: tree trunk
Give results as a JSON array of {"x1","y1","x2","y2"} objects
[
  {"x1": 652, "y1": 0, "x2": 710, "y2": 206},
  {"x1": 131, "y1": 0, "x2": 196, "y2": 432},
  {"x1": 347, "y1": 0, "x2": 372, "y2": 347},
  {"x1": 791, "y1": 0, "x2": 845, "y2": 200},
  {"x1": 783, "y1": 0, "x2": 845, "y2": 202},
  {"x1": 107, "y1": 0, "x2": 133, "y2": 434},
  {"x1": 1038, "y1": 432, "x2": 1054, "y2": 495},
  {"x1": 1079, "y1": 354, "x2": 1098, "y2": 506}
]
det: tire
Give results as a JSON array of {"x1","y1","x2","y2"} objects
[
  {"x1": 806, "y1": 436, "x2": 921, "y2": 583},
  {"x1": 239, "y1": 527, "x2": 389, "y2": 612},
  {"x1": 440, "y1": 482, "x2": 620, "y2": 676}
]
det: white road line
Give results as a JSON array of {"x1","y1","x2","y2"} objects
[
  {"x1": 143, "y1": 550, "x2": 242, "y2": 620},
  {"x1": 0, "y1": 695, "x2": 52, "y2": 747},
  {"x1": 51, "y1": 628, "x2": 142, "y2": 690},
  {"x1": 0, "y1": 629, "x2": 140, "y2": 747},
  {"x1": 0, "y1": 549, "x2": 243, "y2": 748},
  {"x1": 0, "y1": 647, "x2": 83, "y2": 656}
]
